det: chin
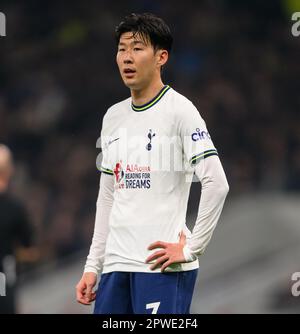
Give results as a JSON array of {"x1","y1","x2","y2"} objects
[{"x1": 123, "y1": 79, "x2": 139, "y2": 90}]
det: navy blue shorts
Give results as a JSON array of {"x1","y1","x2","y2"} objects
[{"x1": 94, "y1": 270, "x2": 198, "y2": 314}]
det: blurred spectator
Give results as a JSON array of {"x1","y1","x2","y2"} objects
[{"x1": 0, "y1": 145, "x2": 38, "y2": 314}]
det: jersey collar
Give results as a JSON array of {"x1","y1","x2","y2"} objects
[{"x1": 131, "y1": 85, "x2": 171, "y2": 112}]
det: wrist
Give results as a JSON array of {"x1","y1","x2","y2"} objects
[
  {"x1": 183, "y1": 244, "x2": 198, "y2": 262},
  {"x1": 83, "y1": 266, "x2": 99, "y2": 276}
]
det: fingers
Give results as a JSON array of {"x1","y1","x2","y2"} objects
[
  {"x1": 76, "y1": 290, "x2": 95, "y2": 305},
  {"x1": 77, "y1": 296, "x2": 91, "y2": 305},
  {"x1": 85, "y1": 283, "x2": 94, "y2": 303},
  {"x1": 146, "y1": 250, "x2": 166, "y2": 263},
  {"x1": 148, "y1": 241, "x2": 167, "y2": 250},
  {"x1": 146, "y1": 238, "x2": 185, "y2": 271},
  {"x1": 161, "y1": 260, "x2": 173, "y2": 272},
  {"x1": 76, "y1": 280, "x2": 96, "y2": 305},
  {"x1": 76, "y1": 293, "x2": 87, "y2": 305},
  {"x1": 90, "y1": 291, "x2": 97, "y2": 302},
  {"x1": 76, "y1": 282, "x2": 91, "y2": 305},
  {"x1": 150, "y1": 255, "x2": 169, "y2": 270}
]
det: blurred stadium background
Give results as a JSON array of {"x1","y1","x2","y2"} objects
[{"x1": 0, "y1": 0, "x2": 300, "y2": 313}]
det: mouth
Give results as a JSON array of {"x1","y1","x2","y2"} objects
[{"x1": 123, "y1": 68, "x2": 136, "y2": 78}]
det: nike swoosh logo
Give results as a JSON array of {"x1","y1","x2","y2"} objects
[{"x1": 107, "y1": 137, "x2": 120, "y2": 146}]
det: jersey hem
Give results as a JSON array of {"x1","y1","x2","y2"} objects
[{"x1": 102, "y1": 259, "x2": 199, "y2": 274}]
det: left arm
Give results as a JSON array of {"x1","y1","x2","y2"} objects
[
  {"x1": 183, "y1": 155, "x2": 229, "y2": 262},
  {"x1": 146, "y1": 155, "x2": 229, "y2": 271}
]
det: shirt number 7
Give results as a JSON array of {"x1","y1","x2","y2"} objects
[{"x1": 146, "y1": 301, "x2": 161, "y2": 314}]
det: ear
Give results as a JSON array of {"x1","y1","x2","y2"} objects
[{"x1": 156, "y1": 49, "x2": 169, "y2": 68}]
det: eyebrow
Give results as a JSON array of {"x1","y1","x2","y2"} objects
[{"x1": 118, "y1": 40, "x2": 146, "y2": 46}]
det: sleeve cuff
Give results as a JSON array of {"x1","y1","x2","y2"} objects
[
  {"x1": 83, "y1": 266, "x2": 99, "y2": 275},
  {"x1": 189, "y1": 149, "x2": 218, "y2": 166},
  {"x1": 100, "y1": 166, "x2": 114, "y2": 175},
  {"x1": 183, "y1": 245, "x2": 198, "y2": 262}
]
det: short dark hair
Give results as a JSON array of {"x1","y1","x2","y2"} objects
[{"x1": 115, "y1": 13, "x2": 173, "y2": 54}]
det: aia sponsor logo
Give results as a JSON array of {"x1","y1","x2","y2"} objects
[{"x1": 113, "y1": 161, "x2": 124, "y2": 184}]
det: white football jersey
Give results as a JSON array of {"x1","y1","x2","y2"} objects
[{"x1": 99, "y1": 85, "x2": 218, "y2": 273}]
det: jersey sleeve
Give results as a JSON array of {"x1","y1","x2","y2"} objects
[{"x1": 179, "y1": 102, "x2": 218, "y2": 167}]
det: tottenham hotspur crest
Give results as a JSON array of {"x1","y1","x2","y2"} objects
[{"x1": 146, "y1": 129, "x2": 156, "y2": 151}]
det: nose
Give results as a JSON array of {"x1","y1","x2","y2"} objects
[{"x1": 123, "y1": 50, "x2": 133, "y2": 64}]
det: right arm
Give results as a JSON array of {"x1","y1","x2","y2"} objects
[{"x1": 76, "y1": 172, "x2": 114, "y2": 305}]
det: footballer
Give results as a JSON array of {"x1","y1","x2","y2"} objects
[{"x1": 76, "y1": 13, "x2": 229, "y2": 314}]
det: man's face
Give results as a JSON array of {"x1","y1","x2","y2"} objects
[{"x1": 116, "y1": 32, "x2": 162, "y2": 89}]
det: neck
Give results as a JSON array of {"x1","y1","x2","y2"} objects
[{"x1": 131, "y1": 79, "x2": 165, "y2": 106}]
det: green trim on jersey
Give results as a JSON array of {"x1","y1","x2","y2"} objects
[
  {"x1": 190, "y1": 149, "x2": 218, "y2": 166},
  {"x1": 100, "y1": 166, "x2": 114, "y2": 175},
  {"x1": 132, "y1": 85, "x2": 171, "y2": 112}
]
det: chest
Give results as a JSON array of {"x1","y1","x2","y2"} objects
[{"x1": 103, "y1": 112, "x2": 181, "y2": 168}]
